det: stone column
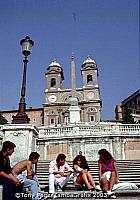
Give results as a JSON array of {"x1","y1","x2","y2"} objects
[
  {"x1": 112, "y1": 137, "x2": 124, "y2": 160},
  {"x1": 1, "y1": 124, "x2": 38, "y2": 166},
  {"x1": 36, "y1": 141, "x2": 46, "y2": 160}
]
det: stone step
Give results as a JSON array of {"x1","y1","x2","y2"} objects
[
  {"x1": 37, "y1": 171, "x2": 140, "y2": 174},
  {"x1": 36, "y1": 173, "x2": 140, "y2": 178},
  {"x1": 37, "y1": 165, "x2": 140, "y2": 167},
  {"x1": 37, "y1": 176, "x2": 140, "y2": 182},
  {"x1": 36, "y1": 160, "x2": 140, "y2": 190},
  {"x1": 36, "y1": 171, "x2": 140, "y2": 175}
]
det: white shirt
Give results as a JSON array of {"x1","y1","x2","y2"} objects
[{"x1": 49, "y1": 160, "x2": 73, "y2": 174}]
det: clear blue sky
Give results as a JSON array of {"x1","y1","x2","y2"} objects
[{"x1": 0, "y1": 0, "x2": 139, "y2": 120}]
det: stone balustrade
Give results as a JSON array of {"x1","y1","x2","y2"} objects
[{"x1": 38, "y1": 123, "x2": 140, "y2": 139}]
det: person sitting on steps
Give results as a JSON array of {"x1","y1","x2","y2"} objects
[
  {"x1": 0, "y1": 141, "x2": 23, "y2": 200},
  {"x1": 73, "y1": 155, "x2": 97, "y2": 191},
  {"x1": 12, "y1": 152, "x2": 40, "y2": 200},
  {"x1": 49, "y1": 153, "x2": 73, "y2": 194},
  {"x1": 98, "y1": 148, "x2": 119, "y2": 196}
]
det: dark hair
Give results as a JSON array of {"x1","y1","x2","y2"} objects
[
  {"x1": 73, "y1": 155, "x2": 89, "y2": 170},
  {"x1": 98, "y1": 149, "x2": 113, "y2": 162},
  {"x1": 1, "y1": 141, "x2": 16, "y2": 152},
  {"x1": 56, "y1": 154, "x2": 66, "y2": 162},
  {"x1": 29, "y1": 152, "x2": 40, "y2": 161}
]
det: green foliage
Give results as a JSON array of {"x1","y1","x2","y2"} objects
[
  {"x1": 0, "y1": 113, "x2": 7, "y2": 125},
  {"x1": 123, "y1": 109, "x2": 135, "y2": 124}
]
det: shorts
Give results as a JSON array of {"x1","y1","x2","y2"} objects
[{"x1": 101, "y1": 171, "x2": 111, "y2": 181}]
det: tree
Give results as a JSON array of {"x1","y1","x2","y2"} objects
[
  {"x1": 123, "y1": 109, "x2": 135, "y2": 124},
  {"x1": 0, "y1": 113, "x2": 7, "y2": 125}
]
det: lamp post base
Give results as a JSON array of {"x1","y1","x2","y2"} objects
[{"x1": 12, "y1": 113, "x2": 30, "y2": 124}]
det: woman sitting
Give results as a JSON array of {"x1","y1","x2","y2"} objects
[
  {"x1": 73, "y1": 155, "x2": 97, "y2": 191},
  {"x1": 98, "y1": 149, "x2": 119, "y2": 195}
]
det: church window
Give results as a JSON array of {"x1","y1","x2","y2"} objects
[
  {"x1": 50, "y1": 78, "x2": 56, "y2": 88},
  {"x1": 87, "y1": 75, "x2": 93, "y2": 85},
  {"x1": 64, "y1": 111, "x2": 70, "y2": 124},
  {"x1": 50, "y1": 118, "x2": 55, "y2": 124},
  {"x1": 90, "y1": 115, "x2": 95, "y2": 122}
]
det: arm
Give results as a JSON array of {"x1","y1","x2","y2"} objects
[
  {"x1": 113, "y1": 162, "x2": 119, "y2": 183},
  {"x1": 63, "y1": 162, "x2": 73, "y2": 176},
  {"x1": 0, "y1": 156, "x2": 20, "y2": 185},
  {"x1": 73, "y1": 164, "x2": 81, "y2": 173},
  {"x1": 49, "y1": 161, "x2": 64, "y2": 177},
  {"x1": 65, "y1": 162, "x2": 73, "y2": 172},
  {"x1": 0, "y1": 171, "x2": 20, "y2": 185},
  {"x1": 73, "y1": 165, "x2": 87, "y2": 174}
]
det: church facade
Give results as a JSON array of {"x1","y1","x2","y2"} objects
[
  {"x1": 2, "y1": 56, "x2": 102, "y2": 126},
  {"x1": 44, "y1": 56, "x2": 101, "y2": 126},
  {"x1": 1, "y1": 56, "x2": 140, "y2": 162}
]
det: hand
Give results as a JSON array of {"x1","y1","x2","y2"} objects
[
  {"x1": 115, "y1": 179, "x2": 119, "y2": 184},
  {"x1": 59, "y1": 172, "x2": 65, "y2": 177},
  {"x1": 64, "y1": 172, "x2": 71, "y2": 177},
  {"x1": 81, "y1": 169, "x2": 87, "y2": 173},
  {"x1": 27, "y1": 175, "x2": 33, "y2": 179},
  {"x1": 12, "y1": 178, "x2": 20, "y2": 185}
]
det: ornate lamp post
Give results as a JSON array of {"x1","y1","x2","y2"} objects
[{"x1": 12, "y1": 36, "x2": 34, "y2": 124}]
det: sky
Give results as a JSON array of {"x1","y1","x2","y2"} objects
[{"x1": 0, "y1": 0, "x2": 139, "y2": 120}]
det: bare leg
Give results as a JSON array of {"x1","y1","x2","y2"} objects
[
  {"x1": 76, "y1": 172, "x2": 93, "y2": 189},
  {"x1": 109, "y1": 172, "x2": 116, "y2": 191},
  {"x1": 87, "y1": 171, "x2": 96, "y2": 188},
  {"x1": 100, "y1": 178, "x2": 109, "y2": 193}
]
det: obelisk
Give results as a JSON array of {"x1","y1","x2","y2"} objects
[{"x1": 69, "y1": 55, "x2": 81, "y2": 123}]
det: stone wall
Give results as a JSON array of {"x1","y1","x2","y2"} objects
[
  {"x1": 37, "y1": 123, "x2": 140, "y2": 161},
  {"x1": 1, "y1": 123, "x2": 140, "y2": 162},
  {"x1": 0, "y1": 124, "x2": 39, "y2": 166}
]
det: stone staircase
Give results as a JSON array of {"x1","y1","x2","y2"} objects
[{"x1": 36, "y1": 160, "x2": 140, "y2": 191}]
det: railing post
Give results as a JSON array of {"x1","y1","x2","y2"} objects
[{"x1": 0, "y1": 185, "x2": 3, "y2": 200}]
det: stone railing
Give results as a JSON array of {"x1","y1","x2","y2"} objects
[{"x1": 38, "y1": 123, "x2": 140, "y2": 139}]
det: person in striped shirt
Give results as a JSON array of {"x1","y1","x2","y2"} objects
[{"x1": 98, "y1": 149, "x2": 119, "y2": 196}]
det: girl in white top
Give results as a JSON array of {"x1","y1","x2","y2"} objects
[{"x1": 73, "y1": 155, "x2": 97, "y2": 191}]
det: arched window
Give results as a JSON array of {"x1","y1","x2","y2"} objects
[
  {"x1": 90, "y1": 115, "x2": 95, "y2": 122},
  {"x1": 50, "y1": 78, "x2": 56, "y2": 88},
  {"x1": 87, "y1": 75, "x2": 93, "y2": 85}
]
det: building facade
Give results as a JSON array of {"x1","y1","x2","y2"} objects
[
  {"x1": 115, "y1": 90, "x2": 140, "y2": 123},
  {"x1": 121, "y1": 90, "x2": 140, "y2": 123},
  {"x1": 44, "y1": 56, "x2": 102, "y2": 126},
  {"x1": 1, "y1": 108, "x2": 43, "y2": 127},
  {"x1": 2, "y1": 56, "x2": 102, "y2": 126}
]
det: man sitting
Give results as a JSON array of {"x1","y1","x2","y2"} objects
[
  {"x1": 49, "y1": 153, "x2": 73, "y2": 194},
  {"x1": 0, "y1": 141, "x2": 23, "y2": 200},
  {"x1": 12, "y1": 152, "x2": 40, "y2": 200}
]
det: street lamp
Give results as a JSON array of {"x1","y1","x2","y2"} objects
[{"x1": 12, "y1": 36, "x2": 34, "y2": 124}]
